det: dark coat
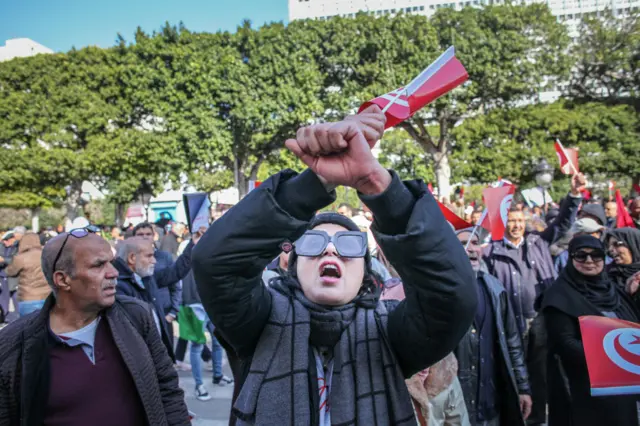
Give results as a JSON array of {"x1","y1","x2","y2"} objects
[
  {"x1": 112, "y1": 257, "x2": 179, "y2": 361},
  {"x1": 484, "y1": 194, "x2": 581, "y2": 334},
  {"x1": 541, "y1": 277, "x2": 640, "y2": 426},
  {"x1": 154, "y1": 248, "x2": 189, "y2": 316},
  {"x1": 192, "y1": 169, "x2": 477, "y2": 425},
  {"x1": 0, "y1": 242, "x2": 18, "y2": 279},
  {"x1": 0, "y1": 294, "x2": 189, "y2": 426},
  {"x1": 455, "y1": 271, "x2": 530, "y2": 426}
]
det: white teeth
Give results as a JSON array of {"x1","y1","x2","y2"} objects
[{"x1": 321, "y1": 264, "x2": 341, "y2": 278}]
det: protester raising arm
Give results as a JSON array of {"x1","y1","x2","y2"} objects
[
  {"x1": 192, "y1": 108, "x2": 386, "y2": 357},
  {"x1": 539, "y1": 173, "x2": 585, "y2": 244},
  {"x1": 285, "y1": 108, "x2": 476, "y2": 374}
]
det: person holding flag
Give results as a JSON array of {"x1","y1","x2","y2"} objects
[
  {"x1": 541, "y1": 235, "x2": 640, "y2": 426},
  {"x1": 483, "y1": 172, "x2": 586, "y2": 425},
  {"x1": 192, "y1": 105, "x2": 477, "y2": 425}
]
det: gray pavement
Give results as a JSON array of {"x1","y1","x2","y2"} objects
[{"x1": 179, "y1": 368, "x2": 232, "y2": 425}]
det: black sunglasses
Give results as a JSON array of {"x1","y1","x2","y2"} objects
[
  {"x1": 52, "y1": 228, "x2": 91, "y2": 273},
  {"x1": 294, "y1": 230, "x2": 367, "y2": 258},
  {"x1": 572, "y1": 250, "x2": 605, "y2": 263}
]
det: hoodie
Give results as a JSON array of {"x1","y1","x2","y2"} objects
[{"x1": 5, "y1": 233, "x2": 50, "y2": 302}]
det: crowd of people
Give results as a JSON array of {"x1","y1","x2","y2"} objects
[{"x1": 0, "y1": 105, "x2": 639, "y2": 425}]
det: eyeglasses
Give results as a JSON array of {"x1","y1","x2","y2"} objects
[
  {"x1": 294, "y1": 230, "x2": 367, "y2": 258},
  {"x1": 572, "y1": 250, "x2": 605, "y2": 263},
  {"x1": 52, "y1": 228, "x2": 91, "y2": 273}
]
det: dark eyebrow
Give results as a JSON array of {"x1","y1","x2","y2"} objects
[{"x1": 91, "y1": 257, "x2": 111, "y2": 267}]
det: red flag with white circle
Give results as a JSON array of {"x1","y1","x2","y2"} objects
[
  {"x1": 482, "y1": 184, "x2": 516, "y2": 241},
  {"x1": 579, "y1": 315, "x2": 640, "y2": 396}
]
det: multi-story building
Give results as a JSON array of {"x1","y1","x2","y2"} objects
[
  {"x1": 289, "y1": 0, "x2": 639, "y2": 36},
  {"x1": 0, "y1": 38, "x2": 53, "y2": 62}
]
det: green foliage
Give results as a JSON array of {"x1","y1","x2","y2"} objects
[
  {"x1": 84, "y1": 199, "x2": 117, "y2": 225},
  {"x1": 377, "y1": 129, "x2": 434, "y2": 182},
  {"x1": 306, "y1": 5, "x2": 572, "y2": 197},
  {"x1": 0, "y1": 8, "x2": 637, "y2": 209},
  {"x1": 570, "y1": 11, "x2": 639, "y2": 105},
  {"x1": 452, "y1": 101, "x2": 640, "y2": 184}
]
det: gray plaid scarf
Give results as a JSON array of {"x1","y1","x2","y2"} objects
[{"x1": 232, "y1": 280, "x2": 417, "y2": 425}]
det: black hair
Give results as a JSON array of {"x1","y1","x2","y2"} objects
[{"x1": 132, "y1": 222, "x2": 154, "y2": 236}]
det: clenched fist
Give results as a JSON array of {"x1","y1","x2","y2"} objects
[{"x1": 285, "y1": 106, "x2": 391, "y2": 195}]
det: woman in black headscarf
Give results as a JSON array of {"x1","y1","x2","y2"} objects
[
  {"x1": 541, "y1": 235, "x2": 640, "y2": 426},
  {"x1": 606, "y1": 228, "x2": 640, "y2": 294}
]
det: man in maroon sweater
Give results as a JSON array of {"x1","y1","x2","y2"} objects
[{"x1": 0, "y1": 229, "x2": 189, "y2": 426}]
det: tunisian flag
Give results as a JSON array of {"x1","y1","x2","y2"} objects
[
  {"x1": 482, "y1": 184, "x2": 516, "y2": 241},
  {"x1": 616, "y1": 189, "x2": 636, "y2": 228},
  {"x1": 554, "y1": 140, "x2": 579, "y2": 175},
  {"x1": 359, "y1": 47, "x2": 468, "y2": 129},
  {"x1": 579, "y1": 315, "x2": 640, "y2": 396}
]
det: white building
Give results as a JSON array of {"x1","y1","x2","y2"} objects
[
  {"x1": 289, "y1": 0, "x2": 639, "y2": 37},
  {"x1": 0, "y1": 38, "x2": 53, "y2": 62}
]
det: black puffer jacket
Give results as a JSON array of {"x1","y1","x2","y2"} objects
[
  {"x1": 455, "y1": 271, "x2": 530, "y2": 426},
  {"x1": 0, "y1": 294, "x2": 189, "y2": 426},
  {"x1": 193, "y1": 169, "x2": 477, "y2": 424}
]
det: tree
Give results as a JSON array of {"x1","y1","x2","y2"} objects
[
  {"x1": 0, "y1": 40, "x2": 181, "y2": 220},
  {"x1": 377, "y1": 128, "x2": 434, "y2": 182},
  {"x1": 452, "y1": 100, "x2": 640, "y2": 185},
  {"x1": 570, "y1": 11, "x2": 639, "y2": 107},
  {"x1": 312, "y1": 6, "x2": 571, "y2": 198},
  {"x1": 131, "y1": 22, "x2": 325, "y2": 197}
]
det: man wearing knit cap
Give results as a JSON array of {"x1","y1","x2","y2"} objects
[{"x1": 193, "y1": 105, "x2": 477, "y2": 425}]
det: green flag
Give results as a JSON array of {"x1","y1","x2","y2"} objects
[{"x1": 178, "y1": 305, "x2": 206, "y2": 344}]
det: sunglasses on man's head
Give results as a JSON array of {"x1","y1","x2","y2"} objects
[
  {"x1": 572, "y1": 250, "x2": 605, "y2": 263},
  {"x1": 52, "y1": 228, "x2": 91, "y2": 273},
  {"x1": 294, "y1": 230, "x2": 367, "y2": 258}
]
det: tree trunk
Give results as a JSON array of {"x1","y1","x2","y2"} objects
[
  {"x1": 64, "y1": 181, "x2": 83, "y2": 223},
  {"x1": 31, "y1": 207, "x2": 40, "y2": 233},
  {"x1": 237, "y1": 173, "x2": 248, "y2": 199},
  {"x1": 432, "y1": 150, "x2": 452, "y2": 202},
  {"x1": 115, "y1": 203, "x2": 125, "y2": 227}
]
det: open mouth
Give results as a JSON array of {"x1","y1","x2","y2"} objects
[{"x1": 319, "y1": 261, "x2": 342, "y2": 279}]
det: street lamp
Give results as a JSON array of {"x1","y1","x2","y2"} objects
[
  {"x1": 139, "y1": 180, "x2": 153, "y2": 222},
  {"x1": 534, "y1": 159, "x2": 554, "y2": 214}
]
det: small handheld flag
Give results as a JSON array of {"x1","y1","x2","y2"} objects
[
  {"x1": 554, "y1": 139, "x2": 579, "y2": 175},
  {"x1": 359, "y1": 47, "x2": 468, "y2": 129}
]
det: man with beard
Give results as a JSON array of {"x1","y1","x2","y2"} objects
[
  {"x1": 483, "y1": 173, "x2": 585, "y2": 425},
  {"x1": 0, "y1": 230, "x2": 189, "y2": 425},
  {"x1": 455, "y1": 228, "x2": 532, "y2": 426},
  {"x1": 113, "y1": 236, "x2": 201, "y2": 359}
]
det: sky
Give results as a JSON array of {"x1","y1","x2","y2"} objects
[{"x1": 0, "y1": 0, "x2": 289, "y2": 52}]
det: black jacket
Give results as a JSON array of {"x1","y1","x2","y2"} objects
[
  {"x1": 154, "y1": 249, "x2": 186, "y2": 317},
  {"x1": 455, "y1": 271, "x2": 530, "y2": 426},
  {"x1": 541, "y1": 277, "x2": 640, "y2": 426},
  {"x1": 193, "y1": 169, "x2": 477, "y2": 424},
  {"x1": 0, "y1": 294, "x2": 189, "y2": 426},
  {"x1": 112, "y1": 257, "x2": 178, "y2": 361}
]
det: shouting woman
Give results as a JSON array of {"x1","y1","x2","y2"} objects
[{"x1": 192, "y1": 106, "x2": 477, "y2": 425}]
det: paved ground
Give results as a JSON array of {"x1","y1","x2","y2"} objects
[
  {"x1": 178, "y1": 353, "x2": 233, "y2": 425},
  {"x1": 179, "y1": 368, "x2": 232, "y2": 425}
]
